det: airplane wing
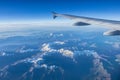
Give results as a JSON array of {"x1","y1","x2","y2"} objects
[{"x1": 52, "y1": 12, "x2": 120, "y2": 36}]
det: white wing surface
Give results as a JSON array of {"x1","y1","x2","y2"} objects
[{"x1": 52, "y1": 12, "x2": 120, "y2": 36}]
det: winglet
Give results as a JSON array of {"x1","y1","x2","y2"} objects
[{"x1": 52, "y1": 11, "x2": 57, "y2": 19}]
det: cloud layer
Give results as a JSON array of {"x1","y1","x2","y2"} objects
[{"x1": 0, "y1": 40, "x2": 115, "y2": 80}]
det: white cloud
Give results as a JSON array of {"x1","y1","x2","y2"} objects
[
  {"x1": 74, "y1": 50, "x2": 112, "y2": 79},
  {"x1": 40, "y1": 64, "x2": 59, "y2": 72},
  {"x1": 41, "y1": 43, "x2": 74, "y2": 59},
  {"x1": 11, "y1": 56, "x2": 43, "y2": 67},
  {"x1": 49, "y1": 33, "x2": 64, "y2": 38},
  {"x1": 0, "y1": 42, "x2": 68, "y2": 79},
  {"x1": 16, "y1": 46, "x2": 34, "y2": 53},
  {"x1": 41, "y1": 43, "x2": 51, "y2": 52},
  {"x1": 40, "y1": 64, "x2": 48, "y2": 69},
  {"x1": 0, "y1": 20, "x2": 73, "y2": 28},
  {"x1": 41, "y1": 43, "x2": 55, "y2": 52},
  {"x1": 91, "y1": 58, "x2": 111, "y2": 80},
  {"x1": 53, "y1": 33, "x2": 64, "y2": 37},
  {"x1": 0, "y1": 65, "x2": 9, "y2": 71},
  {"x1": 58, "y1": 34, "x2": 63, "y2": 37},
  {"x1": 92, "y1": 52, "x2": 101, "y2": 59},
  {"x1": 115, "y1": 54, "x2": 120, "y2": 64},
  {"x1": 20, "y1": 49, "x2": 34, "y2": 53},
  {"x1": 49, "y1": 65, "x2": 56, "y2": 72},
  {"x1": 113, "y1": 43, "x2": 120, "y2": 49},
  {"x1": 0, "y1": 40, "x2": 113, "y2": 80},
  {"x1": 80, "y1": 50, "x2": 111, "y2": 80},
  {"x1": 54, "y1": 41, "x2": 65, "y2": 45},
  {"x1": 81, "y1": 42, "x2": 88, "y2": 47},
  {"x1": 30, "y1": 58, "x2": 43, "y2": 65},
  {"x1": 90, "y1": 43, "x2": 97, "y2": 48},
  {"x1": 76, "y1": 50, "x2": 96, "y2": 57},
  {"x1": 40, "y1": 64, "x2": 64, "y2": 77},
  {"x1": 0, "y1": 52, "x2": 6, "y2": 56},
  {"x1": 49, "y1": 33, "x2": 53, "y2": 37},
  {"x1": 0, "y1": 52, "x2": 13, "y2": 56},
  {"x1": 76, "y1": 50, "x2": 112, "y2": 65},
  {"x1": 29, "y1": 67, "x2": 34, "y2": 72},
  {"x1": 0, "y1": 30, "x2": 31, "y2": 39},
  {"x1": 105, "y1": 41, "x2": 120, "y2": 49},
  {"x1": 58, "y1": 49, "x2": 74, "y2": 58}
]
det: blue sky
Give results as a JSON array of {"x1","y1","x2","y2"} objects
[{"x1": 0, "y1": 0, "x2": 120, "y2": 22}]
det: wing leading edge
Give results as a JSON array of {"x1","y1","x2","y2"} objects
[{"x1": 52, "y1": 12, "x2": 120, "y2": 36}]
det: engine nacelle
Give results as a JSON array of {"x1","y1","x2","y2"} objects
[
  {"x1": 73, "y1": 22, "x2": 90, "y2": 26},
  {"x1": 103, "y1": 30, "x2": 120, "y2": 36}
]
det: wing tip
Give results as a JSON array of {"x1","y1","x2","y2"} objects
[{"x1": 52, "y1": 11, "x2": 58, "y2": 19}]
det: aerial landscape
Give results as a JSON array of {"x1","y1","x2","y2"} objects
[{"x1": 0, "y1": 0, "x2": 120, "y2": 80}]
